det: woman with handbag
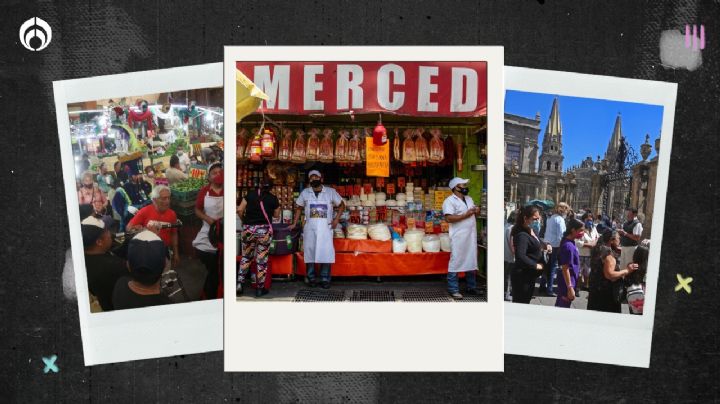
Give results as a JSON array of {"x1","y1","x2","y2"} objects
[
  {"x1": 587, "y1": 228, "x2": 639, "y2": 313},
  {"x1": 511, "y1": 205, "x2": 552, "y2": 304},
  {"x1": 236, "y1": 180, "x2": 280, "y2": 297},
  {"x1": 193, "y1": 162, "x2": 224, "y2": 300}
]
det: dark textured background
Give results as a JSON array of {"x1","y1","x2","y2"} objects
[{"x1": 1, "y1": 0, "x2": 719, "y2": 402}]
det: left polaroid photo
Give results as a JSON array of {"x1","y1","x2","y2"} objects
[{"x1": 54, "y1": 63, "x2": 224, "y2": 365}]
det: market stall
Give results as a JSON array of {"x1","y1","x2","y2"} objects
[{"x1": 235, "y1": 61, "x2": 488, "y2": 278}]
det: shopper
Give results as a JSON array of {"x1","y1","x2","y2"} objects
[
  {"x1": 112, "y1": 230, "x2": 171, "y2": 310},
  {"x1": 618, "y1": 208, "x2": 643, "y2": 273},
  {"x1": 111, "y1": 156, "x2": 153, "y2": 232},
  {"x1": 576, "y1": 212, "x2": 599, "y2": 290},
  {"x1": 236, "y1": 180, "x2": 280, "y2": 297},
  {"x1": 511, "y1": 205, "x2": 551, "y2": 304},
  {"x1": 127, "y1": 185, "x2": 180, "y2": 267},
  {"x1": 81, "y1": 216, "x2": 126, "y2": 312},
  {"x1": 290, "y1": 170, "x2": 344, "y2": 289},
  {"x1": 555, "y1": 218, "x2": 584, "y2": 308},
  {"x1": 539, "y1": 202, "x2": 569, "y2": 297},
  {"x1": 96, "y1": 162, "x2": 115, "y2": 195},
  {"x1": 504, "y1": 211, "x2": 517, "y2": 301},
  {"x1": 78, "y1": 170, "x2": 108, "y2": 218},
  {"x1": 587, "y1": 228, "x2": 639, "y2": 313},
  {"x1": 626, "y1": 242, "x2": 649, "y2": 315},
  {"x1": 177, "y1": 144, "x2": 191, "y2": 173},
  {"x1": 442, "y1": 177, "x2": 481, "y2": 300},
  {"x1": 164, "y1": 155, "x2": 188, "y2": 186},
  {"x1": 193, "y1": 162, "x2": 224, "y2": 299}
]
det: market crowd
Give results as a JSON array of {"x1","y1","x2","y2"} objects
[
  {"x1": 504, "y1": 202, "x2": 649, "y2": 314},
  {"x1": 75, "y1": 144, "x2": 226, "y2": 312}
]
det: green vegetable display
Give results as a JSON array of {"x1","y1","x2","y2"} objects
[{"x1": 170, "y1": 177, "x2": 206, "y2": 192}]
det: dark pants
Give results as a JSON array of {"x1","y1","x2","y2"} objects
[
  {"x1": 306, "y1": 263, "x2": 331, "y2": 283},
  {"x1": 540, "y1": 249, "x2": 559, "y2": 294},
  {"x1": 511, "y1": 267, "x2": 539, "y2": 304},
  {"x1": 197, "y1": 249, "x2": 220, "y2": 299}
]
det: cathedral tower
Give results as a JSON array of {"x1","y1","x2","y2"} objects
[{"x1": 538, "y1": 97, "x2": 564, "y2": 176}]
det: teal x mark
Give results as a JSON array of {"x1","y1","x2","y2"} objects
[{"x1": 42, "y1": 355, "x2": 59, "y2": 373}]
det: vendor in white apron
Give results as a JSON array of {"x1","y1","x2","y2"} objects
[
  {"x1": 290, "y1": 170, "x2": 345, "y2": 289},
  {"x1": 442, "y1": 177, "x2": 481, "y2": 299},
  {"x1": 193, "y1": 161, "x2": 224, "y2": 299}
]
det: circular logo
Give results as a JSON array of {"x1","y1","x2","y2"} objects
[{"x1": 19, "y1": 17, "x2": 52, "y2": 51}]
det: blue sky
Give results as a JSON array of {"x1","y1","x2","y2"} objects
[{"x1": 505, "y1": 90, "x2": 665, "y2": 169}]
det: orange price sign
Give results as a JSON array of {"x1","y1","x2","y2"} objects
[
  {"x1": 386, "y1": 183, "x2": 396, "y2": 195},
  {"x1": 365, "y1": 137, "x2": 389, "y2": 177}
]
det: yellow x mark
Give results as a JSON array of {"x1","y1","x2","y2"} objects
[{"x1": 675, "y1": 273, "x2": 693, "y2": 294}]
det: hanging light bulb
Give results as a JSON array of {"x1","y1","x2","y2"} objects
[{"x1": 372, "y1": 113, "x2": 387, "y2": 146}]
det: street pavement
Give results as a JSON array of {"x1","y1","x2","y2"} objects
[{"x1": 520, "y1": 281, "x2": 630, "y2": 314}]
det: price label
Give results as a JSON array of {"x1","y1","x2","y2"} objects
[
  {"x1": 337, "y1": 186, "x2": 346, "y2": 197},
  {"x1": 375, "y1": 177, "x2": 385, "y2": 188},
  {"x1": 353, "y1": 185, "x2": 362, "y2": 196},
  {"x1": 386, "y1": 183, "x2": 396, "y2": 195},
  {"x1": 363, "y1": 183, "x2": 372, "y2": 194},
  {"x1": 421, "y1": 178, "x2": 428, "y2": 189},
  {"x1": 398, "y1": 177, "x2": 406, "y2": 189}
]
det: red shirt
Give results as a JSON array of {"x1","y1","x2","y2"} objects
[
  {"x1": 195, "y1": 185, "x2": 224, "y2": 210},
  {"x1": 128, "y1": 204, "x2": 178, "y2": 246}
]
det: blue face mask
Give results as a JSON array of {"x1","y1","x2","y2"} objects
[
  {"x1": 530, "y1": 220, "x2": 541, "y2": 234},
  {"x1": 585, "y1": 220, "x2": 594, "y2": 230}
]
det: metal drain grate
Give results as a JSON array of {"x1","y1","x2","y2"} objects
[
  {"x1": 401, "y1": 289, "x2": 454, "y2": 302},
  {"x1": 294, "y1": 289, "x2": 346, "y2": 302},
  {"x1": 349, "y1": 290, "x2": 396, "y2": 302},
  {"x1": 458, "y1": 291, "x2": 487, "y2": 302}
]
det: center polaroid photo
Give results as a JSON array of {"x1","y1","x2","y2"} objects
[{"x1": 223, "y1": 46, "x2": 504, "y2": 371}]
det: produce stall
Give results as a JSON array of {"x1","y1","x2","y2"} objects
[{"x1": 235, "y1": 61, "x2": 488, "y2": 279}]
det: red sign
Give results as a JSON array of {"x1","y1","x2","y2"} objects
[
  {"x1": 398, "y1": 177, "x2": 406, "y2": 189},
  {"x1": 236, "y1": 62, "x2": 487, "y2": 117},
  {"x1": 353, "y1": 185, "x2": 362, "y2": 196},
  {"x1": 375, "y1": 177, "x2": 385, "y2": 188},
  {"x1": 363, "y1": 183, "x2": 372, "y2": 194},
  {"x1": 386, "y1": 183, "x2": 396, "y2": 195}
]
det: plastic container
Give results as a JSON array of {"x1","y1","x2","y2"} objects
[
  {"x1": 405, "y1": 229, "x2": 425, "y2": 253},
  {"x1": 392, "y1": 238, "x2": 407, "y2": 253},
  {"x1": 439, "y1": 233, "x2": 452, "y2": 252},
  {"x1": 422, "y1": 234, "x2": 441, "y2": 252}
]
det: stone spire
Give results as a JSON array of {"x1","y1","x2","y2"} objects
[
  {"x1": 545, "y1": 97, "x2": 562, "y2": 143},
  {"x1": 538, "y1": 96, "x2": 564, "y2": 175},
  {"x1": 605, "y1": 113, "x2": 623, "y2": 163}
]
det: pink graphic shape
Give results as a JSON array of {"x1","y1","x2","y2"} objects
[
  {"x1": 700, "y1": 25, "x2": 705, "y2": 49},
  {"x1": 685, "y1": 24, "x2": 706, "y2": 50},
  {"x1": 686, "y1": 24, "x2": 691, "y2": 48}
]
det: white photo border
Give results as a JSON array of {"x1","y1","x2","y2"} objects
[
  {"x1": 224, "y1": 46, "x2": 505, "y2": 372},
  {"x1": 54, "y1": 63, "x2": 224, "y2": 366},
  {"x1": 504, "y1": 66, "x2": 677, "y2": 368}
]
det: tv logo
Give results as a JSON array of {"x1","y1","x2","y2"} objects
[
  {"x1": 685, "y1": 24, "x2": 705, "y2": 50},
  {"x1": 19, "y1": 17, "x2": 52, "y2": 51}
]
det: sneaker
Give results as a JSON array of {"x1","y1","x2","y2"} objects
[
  {"x1": 321, "y1": 282, "x2": 331, "y2": 289},
  {"x1": 255, "y1": 288, "x2": 269, "y2": 298},
  {"x1": 449, "y1": 292, "x2": 463, "y2": 300}
]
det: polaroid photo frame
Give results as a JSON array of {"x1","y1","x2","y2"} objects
[
  {"x1": 54, "y1": 63, "x2": 223, "y2": 365},
  {"x1": 224, "y1": 46, "x2": 505, "y2": 371},
  {"x1": 504, "y1": 66, "x2": 677, "y2": 368}
]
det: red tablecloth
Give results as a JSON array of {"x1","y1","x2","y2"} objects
[
  {"x1": 333, "y1": 238, "x2": 392, "y2": 253},
  {"x1": 295, "y1": 251, "x2": 451, "y2": 277}
]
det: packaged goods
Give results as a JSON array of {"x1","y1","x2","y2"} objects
[
  {"x1": 347, "y1": 224, "x2": 368, "y2": 240},
  {"x1": 422, "y1": 234, "x2": 441, "y2": 252},
  {"x1": 404, "y1": 229, "x2": 425, "y2": 253},
  {"x1": 414, "y1": 128, "x2": 429, "y2": 163},
  {"x1": 291, "y1": 129, "x2": 307, "y2": 162},
  {"x1": 306, "y1": 128, "x2": 320, "y2": 161},
  {"x1": 278, "y1": 128, "x2": 293, "y2": 161},
  {"x1": 439, "y1": 233, "x2": 452, "y2": 252},
  {"x1": 335, "y1": 129, "x2": 349, "y2": 162},
  {"x1": 368, "y1": 223, "x2": 391, "y2": 241},
  {"x1": 392, "y1": 238, "x2": 407, "y2": 253},
  {"x1": 319, "y1": 128, "x2": 334, "y2": 163},
  {"x1": 401, "y1": 129, "x2": 416, "y2": 163},
  {"x1": 428, "y1": 128, "x2": 444, "y2": 163}
]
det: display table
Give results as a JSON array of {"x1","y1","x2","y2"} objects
[
  {"x1": 234, "y1": 254, "x2": 294, "y2": 276},
  {"x1": 333, "y1": 238, "x2": 392, "y2": 253},
  {"x1": 295, "y1": 251, "x2": 451, "y2": 277}
]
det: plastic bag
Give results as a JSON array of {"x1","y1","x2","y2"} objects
[
  {"x1": 346, "y1": 129, "x2": 361, "y2": 163},
  {"x1": 422, "y1": 234, "x2": 441, "y2": 252},
  {"x1": 347, "y1": 224, "x2": 368, "y2": 240},
  {"x1": 393, "y1": 128, "x2": 401, "y2": 161},
  {"x1": 404, "y1": 229, "x2": 425, "y2": 253},
  {"x1": 428, "y1": 128, "x2": 444, "y2": 163},
  {"x1": 360, "y1": 127, "x2": 370, "y2": 162},
  {"x1": 392, "y1": 238, "x2": 407, "y2": 253},
  {"x1": 306, "y1": 128, "x2": 320, "y2": 161},
  {"x1": 319, "y1": 128, "x2": 334, "y2": 163},
  {"x1": 278, "y1": 128, "x2": 293, "y2": 161},
  {"x1": 291, "y1": 129, "x2": 307, "y2": 163},
  {"x1": 335, "y1": 129, "x2": 349, "y2": 163},
  {"x1": 401, "y1": 129, "x2": 416, "y2": 163},
  {"x1": 414, "y1": 128, "x2": 429, "y2": 163},
  {"x1": 439, "y1": 233, "x2": 452, "y2": 252},
  {"x1": 368, "y1": 223, "x2": 391, "y2": 241}
]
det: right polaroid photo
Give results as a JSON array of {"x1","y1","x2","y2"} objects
[{"x1": 504, "y1": 67, "x2": 677, "y2": 367}]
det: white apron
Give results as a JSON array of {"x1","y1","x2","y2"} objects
[
  {"x1": 302, "y1": 197, "x2": 335, "y2": 264},
  {"x1": 192, "y1": 190, "x2": 224, "y2": 252},
  {"x1": 446, "y1": 197, "x2": 478, "y2": 273}
]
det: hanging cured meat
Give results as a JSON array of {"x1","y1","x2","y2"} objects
[
  {"x1": 428, "y1": 128, "x2": 444, "y2": 163},
  {"x1": 335, "y1": 129, "x2": 349, "y2": 163},
  {"x1": 456, "y1": 141, "x2": 464, "y2": 172},
  {"x1": 278, "y1": 128, "x2": 293, "y2": 161},
  {"x1": 393, "y1": 128, "x2": 401, "y2": 161},
  {"x1": 306, "y1": 128, "x2": 320, "y2": 161},
  {"x1": 401, "y1": 129, "x2": 416, "y2": 163},
  {"x1": 414, "y1": 128, "x2": 429, "y2": 163},
  {"x1": 346, "y1": 129, "x2": 361, "y2": 163},
  {"x1": 237, "y1": 128, "x2": 249, "y2": 161},
  {"x1": 319, "y1": 128, "x2": 334, "y2": 163},
  {"x1": 291, "y1": 129, "x2": 307, "y2": 163},
  {"x1": 360, "y1": 128, "x2": 370, "y2": 161},
  {"x1": 440, "y1": 135, "x2": 455, "y2": 166}
]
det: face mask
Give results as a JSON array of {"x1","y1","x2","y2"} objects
[
  {"x1": 83, "y1": 183, "x2": 93, "y2": 189},
  {"x1": 574, "y1": 231, "x2": 585, "y2": 239},
  {"x1": 530, "y1": 220, "x2": 541, "y2": 234},
  {"x1": 211, "y1": 171, "x2": 224, "y2": 185},
  {"x1": 310, "y1": 180, "x2": 322, "y2": 188},
  {"x1": 105, "y1": 175, "x2": 113, "y2": 185},
  {"x1": 147, "y1": 171, "x2": 155, "y2": 177},
  {"x1": 585, "y1": 220, "x2": 594, "y2": 229},
  {"x1": 457, "y1": 187, "x2": 469, "y2": 195}
]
